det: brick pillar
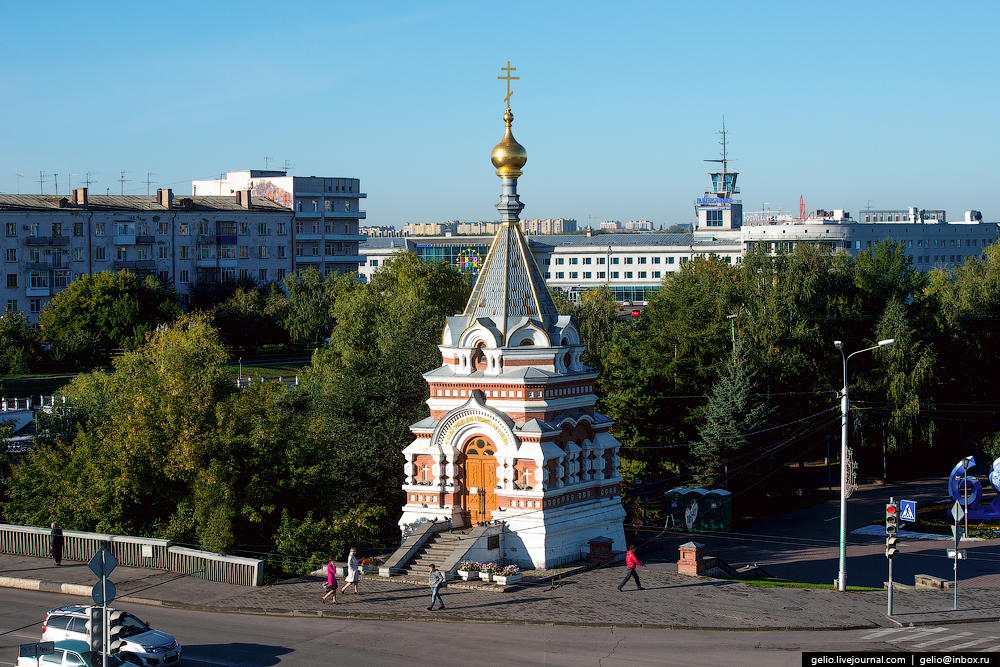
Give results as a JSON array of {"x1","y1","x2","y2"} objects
[{"x1": 677, "y1": 541, "x2": 706, "y2": 576}]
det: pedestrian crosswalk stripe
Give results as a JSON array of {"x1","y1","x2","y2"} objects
[
  {"x1": 912, "y1": 632, "x2": 973, "y2": 648},
  {"x1": 951, "y1": 636, "x2": 998, "y2": 650},
  {"x1": 859, "y1": 628, "x2": 910, "y2": 640},
  {"x1": 893, "y1": 628, "x2": 948, "y2": 641}
]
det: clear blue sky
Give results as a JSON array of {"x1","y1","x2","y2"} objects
[{"x1": 3, "y1": 1, "x2": 997, "y2": 228}]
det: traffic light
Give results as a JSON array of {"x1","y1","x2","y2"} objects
[
  {"x1": 885, "y1": 535, "x2": 899, "y2": 558},
  {"x1": 107, "y1": 610, "x2": 126, "y2": 653},
  {"x1": 87, "y1": 607, "x2": 103, "y2": 652},
  {"x1": 885, "y1": 503, "x2": 899, "y2": 535}
]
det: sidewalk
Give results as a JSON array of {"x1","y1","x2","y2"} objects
[{"x1": 4, "y1": 552, "x2": 1000, "y2": 631}]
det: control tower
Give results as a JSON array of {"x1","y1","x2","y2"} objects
[{"x1": 694, "y1": 121, "x2": 742, "y2": 236}]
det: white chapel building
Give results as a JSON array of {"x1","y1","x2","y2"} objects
[{"x1": 395, "y1": 97, "x2": 626, "y2": 570}]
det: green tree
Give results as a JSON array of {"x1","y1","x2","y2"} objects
[
  {"x1": 867, "y1": 299, "x2": 937, "y2": 454},
  {"x1": 854, "y1": 240, "x2": 925, "y2": 319},
  {"x1": 210, "y1": 283, "x2": 290, "y2": 353},
  {"x1": 306, "y1": 253, "x2": 469, "y2": 509},
  {"x1": 3, "y1": 315, "x2": 331, "y2": 554},
  {"x1": 282, "y1": 268, "x2": 339, "y2": 347},
  {"x1": 38, "y1": 271, "x2": 181, "y2": 359},
  {"x1": 0, "y1": 309, "x2": 43, "y2": 374},
  {"x1": 547, "y1": 286, "x2": 575, "y2": 315},
  {"x1": 691, "y1": 337, "x2": 773, "y2": 490},
  {"x1": 575, "y1": 285, "x2": 619, "y2": 370}
]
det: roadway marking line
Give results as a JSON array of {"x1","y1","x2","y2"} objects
[
  {"x1": 913, "y1": 631, "x2": 973, "y2": 648},
  {"x1": 892, "y1": 627, "x2": 948, "y2": 641},
  {"x1": 859, "y1": 628, "x2": 909, "y2": 640},
  {"x1": 951, "y1": 636, "x2": 998, "y2": 649},
  {"x1": 183, "y1": 657, "x2": 240, "y2": 667}
]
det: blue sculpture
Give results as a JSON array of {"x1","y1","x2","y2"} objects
[{"x1": 948, "y1": 456, "x2": 1000, "y2": 520}]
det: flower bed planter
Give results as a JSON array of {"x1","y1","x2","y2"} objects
[
  {"x1": 457, "y1": 570, "x2": 473, "y2": 581},
  {"x1": 479, "y1": 572, "x2": 493, "y2": 582},
  {"x1": 361, "y1": 566, "x2": 379, "y2": 575},
  {"x1": 493, "y1": 573, "x2": 523, "y2": 585}
]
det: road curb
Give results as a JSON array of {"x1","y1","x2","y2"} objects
[{"x1": 1, "y1": 576, "x2": 993, "y2": 632}]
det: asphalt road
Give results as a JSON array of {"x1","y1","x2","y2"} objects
[{"x1": 3, "y1": 588, "x2": 999, "y2": 667}]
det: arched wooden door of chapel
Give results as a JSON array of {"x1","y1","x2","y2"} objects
[{"x1": 462, "y1": 436, "x2": 498, "y2": 525}]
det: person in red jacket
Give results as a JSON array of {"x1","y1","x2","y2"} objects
[{"x1": 617, "y1": 544, "x2": 645, "y2": 591}]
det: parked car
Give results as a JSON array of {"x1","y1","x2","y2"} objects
[
  {"x1": 630, "y1": 309, "x2": 641, "y2": 317},
  {"x1": 41, "y1": 606, "x2": 181, "y2": 667},
  {"x1": 17, "y1": 640, "x2": 122, "y2": 667}
]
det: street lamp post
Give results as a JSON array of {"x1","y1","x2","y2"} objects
[{"x1": 833, "y1": 338, "x2": 895, "y2": 592}]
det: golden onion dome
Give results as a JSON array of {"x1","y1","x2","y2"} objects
[{"x1": 491, "y1": 109, "x2": 527, "y2": 179}]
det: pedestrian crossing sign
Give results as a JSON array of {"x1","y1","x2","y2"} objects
[{"x1": 900, "y1": 499, "x2": 916, "y2": 523}]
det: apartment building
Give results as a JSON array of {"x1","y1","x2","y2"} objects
[
  {"x1": 0, "y1": 188, "x2": 294, "y2": 321},
  {"x1": 192, "y1": 170, "x2": 366, "y2": 276}
]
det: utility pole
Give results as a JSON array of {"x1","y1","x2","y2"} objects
[{"x1": 68, "y1": 173, "x2": 77, "y2": 191}]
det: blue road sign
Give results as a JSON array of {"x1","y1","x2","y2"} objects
[{"x1": 900, "y1": 499, "x2": 917, "y2": 523}]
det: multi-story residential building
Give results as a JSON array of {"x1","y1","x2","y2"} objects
[
  {"x1": 0, "y1": 188, "x2": 294, "y2": 320},
  {"x1": 361, "y1": 225, "x2": 406, "y2": 238},
  {"x1": 624, "y1": 220, "x2": 653, "y2": 231},
  {"x1": 456, "y1": 221, "x2": 500, "y2": 236},
  {"x1": 599, "y1": 221, "x2": 622, "y2": 231},
  {"x1": 192, "y1": 170, "x2": 365, "y2": 277},
  {"x1": 403, "y1": 222, "x2": 453, "y2": 236},
  {"x1": 521, "y1": 218, "x2": 578, "y2": 234}
]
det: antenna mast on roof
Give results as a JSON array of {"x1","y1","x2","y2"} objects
[
  {"x1": 68, "y1": 173, "x2": 76, "y2": 192},
  {"x1": 284, "y1": 160, "x2": 295, "y2": 172},
  {"x1": 119, "y1": 170, "x2": 131, "y2": 196},
  {"x1": 15, "y1": 171, "x2": 23, "y2": 194},
  {"x1": 38, "y1": 171, "x2": 48, "y2": 195},
  {"x1": 144, "y1": 173, "x2": 158, "y2": 197},
  {"x1": 264, "y1": 156, "x2": 272, "y2": 169},
  {"x1": 85, "y1": 172, "x2": 97, "y2": 188},
  {"x1": 54, "y1": 174, "x2": 58, "y2": 195}
]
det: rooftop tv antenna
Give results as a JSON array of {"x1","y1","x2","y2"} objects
[
  {"x1": 54, "y1": 173, "x2": 59, "y2": 195},
  {"x1": 85, "y1": 172, "x2": 97, "y2": 188},
  {"x1": 144, "y1": 173, "x2": 158, "y2": 196},
  {"x1": 284, "y1": 160, "x2": 295, "y2": 172},
  {"x1": 68, "y1": 173, "x2": 77, "y2": 191},
  {"x1": 38, "y1": 171, "x2": 48, "y2": 195},
  {"x1": 15, "y1": 170, "x2": 24, "y2": 194},
  {"x1": 119, "y1": 170, "x2": 131, "y2": 195},
  {"x1": 264, "y1": 156, "x2": 272, "y2": 169}
]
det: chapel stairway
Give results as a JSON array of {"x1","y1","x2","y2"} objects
[{"x1": 393, "y1": 530, "x2": 470, "y2": 577}]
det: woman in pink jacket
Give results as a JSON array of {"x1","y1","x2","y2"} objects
[
  {"x1": 322, "y1": 557, "x2": 338, "y2": 603},
  {"x1": 617, "y1": 545, "x2": 645, "y2": 591}
]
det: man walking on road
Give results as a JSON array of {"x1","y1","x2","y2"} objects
[
  {"x1": 427, "y1": 564, "x2": 445, "y2": 610},
  {"x1": 618, "y1": 544, "x2": 645, "y2": 591},
  {"x1": 50, "y1": 523, "x2": 63, "y2": 566}
]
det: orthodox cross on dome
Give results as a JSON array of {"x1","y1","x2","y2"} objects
[{"x1": 498, "y1": 61, "x2": 518, "y2": 109}]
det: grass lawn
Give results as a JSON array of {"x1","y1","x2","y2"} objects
[{"x1": 736, "y1": 577, "x2": 881, "y2": 591}]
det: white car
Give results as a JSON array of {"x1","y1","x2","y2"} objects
[
  {"x1": 41, "y1": 606, "x2": 181, "y2": 667},
  {"x1": 17, "y1": 640, "x2": 123, "y2": 667}
]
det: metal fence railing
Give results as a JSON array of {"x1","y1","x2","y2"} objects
[
  {"x1": 168, "y1": 546, "x2": 263, "y2": 587},
  {"x1": 0, "y1": 523, "x2": 262, "y2": 587}
]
